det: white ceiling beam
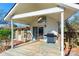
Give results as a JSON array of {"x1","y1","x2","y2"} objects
[{"x1": 12, "y1": 7, "x2": 64, "y2": 19}]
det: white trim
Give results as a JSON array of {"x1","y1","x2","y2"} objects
[
  {"x1": 63, "y1": 3, "x2": 79, "y2": 9},
  {"x1": 4, "y1": 3, "x2": 19, "y2": 20},
  {"x1": 12, "y1": 7, "x2": 64, "y2": 19}
]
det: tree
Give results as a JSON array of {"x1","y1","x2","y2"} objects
[
  {"x1": 70, "y1": 16, "x2": 79, "y2": 30},
  {"x1": 64, "y1": 15, "x2": 79, "y2": 47}
]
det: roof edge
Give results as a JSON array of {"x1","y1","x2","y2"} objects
[{"x1": 4, "y1": 3, "x2": 19, "y2": 20}]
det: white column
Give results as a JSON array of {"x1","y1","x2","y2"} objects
[
  {"x1": 61, "y1": 12, "x2": 64, "y2": 56},
  {"x1": 11, "y1": 20, "x2": 14, "y2": 49}
]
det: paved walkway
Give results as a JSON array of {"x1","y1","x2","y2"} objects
[{"x1": 0, "y1": 40, "x2": 60, "y2": 56}]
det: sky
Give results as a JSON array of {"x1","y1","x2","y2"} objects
[
  {"x1": 0, "y1": 3, "x2": 15, "y2": 20},
  {"x1": 0, "y1": 3, "x2": 27, "y2": 27},
  {"x1": 68, "y1": 11, "x2": 79, "y2": 24}
]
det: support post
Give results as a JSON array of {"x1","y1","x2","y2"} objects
[
  {"x1": 11, "y1": 20, "x2": 14, "y2": 49},
  {"x1": 61, "y1": 12, "x2": 64, "y2": 56}
]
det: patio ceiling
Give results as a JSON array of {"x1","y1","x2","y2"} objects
[{"x1": 5, "y1": 3, "x2": 77, "y2": 24}]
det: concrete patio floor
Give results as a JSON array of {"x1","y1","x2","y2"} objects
[{"x1": 0, "y1": 40, "x2": 60, "y2": 56}]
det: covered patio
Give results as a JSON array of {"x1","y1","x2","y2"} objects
[
  {"x1": 4, "y1": 3, "x2": 65, "y2": 49},
  {"x1": 0, "y1": 3, "x2": 78, "y2": 56}
]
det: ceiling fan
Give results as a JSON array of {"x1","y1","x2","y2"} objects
[{"x1": 37, "y1": 16, "x2": 47, "y2": 27}]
